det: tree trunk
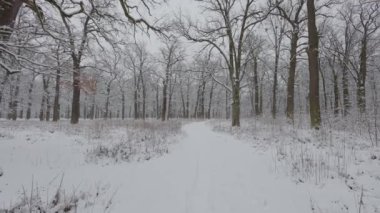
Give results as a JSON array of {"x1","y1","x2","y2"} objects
[
  {"x1": 26, "y1": 77, "x2": 34, "y2": 120},
  {"x1": 9, "y1": 75, "x2": 20, "y2": 120},
  {"x1": 320, "y1": 68, "x2": 328, "y2": 112},
  {"x1": 133, "y1": 87, "x2": 138, "y2": 119},
  {"x1": 70, "y1": 63, "x2": 80, "y2": 124},
  {"x1": 0, "y1": 0, "x2": 23, "y2": 41},
  {"x1": 207, "y1": 80, "x2": 215, "y2": 119},
  {"x1": 121, "y1": 92, "x2": 125, "y2": 120},
  {"x1": 139, "y1": 69, "x2": 146, "y2": 120},
  {"x1": 161, "y1": 77, "x2": 168, "y2": 121},
  {"x1": 328, "y1": 55, "x2": 340, "y2": 116},
  {"x1": 39, "y1": 91, "x2": 46, "y2": 121},
  {"x1": 357, "y1": 36, "x2": 367, "y2": 114},
  {"x1": 307, "y1": 0, "x2": 321, "y2": 129},
  {"x1": 286, "y1": 32, "x2": 298, "y2": 121},
  {"x1": 231, "y1": 83, "x2": 240, "y2": 127},
  {"x1": 272, "y1": 50, "x2": 279, "y2": 119},
  {"x1": 253, "y1": 57, "x2": 260, "y2": 116},
  {"x1": 90, "y1": 95, "x2": 95, "y2": 119},
  {"x1": 42, "y1": 75, "x2": 50, "y2": 121},
  {"x1": 194, "y1": 82, "x2": 201, "y2": 118},
  {"x1": 333, "y1": 73, "x2": 340, "y2": 116},
  {"x1": 53, "y1": 67, "x2": 61, "y2": 121},
  {"x1": 200, "y1": 77, "x2": 206, "y2": 119},
  {"x1": 105, "y1": 83, "x2": 111, "y2": 119},
  {"x1": 156, "y1": 84, "x2": 160, "y2": 119},
  {"x1": 83, "y1": 98, "x2": 87, "y2": 119},
  {"x1": 259, "y1": 82, "x2": 263, "y2": 115},
  {"x1": 180, "y1": 84, "x2": 186, "y2": 118},
  {"x1": 142, "y1": 83, "x2": 146, "y2": 120},
  {"x1": 19, "y1": 101, "x2": 23, "y2": 119},
  {"x1": 342, "y1": 51, "x2": 350, "y2": 116},
  {"x1": 45, "y1": 89, "x2": 51, "y2": 121},
  {"x1": 186, "y1": 78, "x2": 190, "y2": 118},
  {"x1": 168, "y1": 78, "x2": 174, "y2": 119}
]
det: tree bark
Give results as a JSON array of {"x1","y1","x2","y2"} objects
[
  {"x1": 320, "y1": 67, "x2": 328, "y2": 112},
  {"x1": 70, "y1": 63, "x2": 80, "y2": 124},
  {"x1": 161, "y1": 77, "x2": 168, "y2": 121},
  {"x1": 156, "y1": 84, "x2": 160, "y2": 119},
  {"x1": 342, "y1": 38, "x2": 351, "y2": 116},
  {"x1": 259, "y1": 82, "x2": 263, "y2": 115},
  {"x1": 0, "y1": 0, "x2": 23, "y2": 41},
  {"x1": 333, "y1": 73, "x2": 340, "y2": 116},
  {"x1": 26, "y1": 75, "x2": 35, "y2": 120},
  {"x1": 52, "y1": 67, "x2": 61, "y2": 121},
  {"x1": 133, "y1": 73, "x2": 139, "y2": 119},
  {"x1": 45, "y1": 87, "x2": 51, "y2": 121},
  {"x1": 272, "y1": 49, "x2": 279, "y2": 119},
  {"x1": 307, "y1": 0, "x2": 321, "y2": 129},
  {"x1": 200, "y1": 74, "x2": 206, "y2": 119},
  {"x1": 286, "y1": 32, "x2": 298, "y2": 121},
  {"x1": 253, "y1": 57, "x2": 260, "y2": 116},
  {"x1": 186, "y1": 78, "x2": 190, "y2": 118},
  {"x1": 357, "y1": 36, "x2": 367, "y2": 114},
  {"x1": 9, "y1": 74, "x2": 20, "y2": 120},
  {"x1": 207, "y1": 80, "x2": 215, "y2": 119},
  {"x1": 105, "y1": 82, "x2": 111, "y2": 119},
  {"x1": 139, "y1": 67, "x2": 146, "y2": 120},
  {"x1": 180, "y1": 84, "x2": 186, "y2": 118},
  {"x1": 121, "y1": 92, "x2": 125, "y2": 120},
  {"x1": 194, "y1": 81, "x2": 201, "y2": 118},
  {"x1": 231, "y1": 83, "x2": 240, "y2": 127}
]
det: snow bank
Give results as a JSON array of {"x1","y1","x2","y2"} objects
[
  {"x1": 210, "y1": 118, "x2": 380, "y2": 212},
  {"x1": 0, "y1": 119, "x2": 183, "y2": 212}
]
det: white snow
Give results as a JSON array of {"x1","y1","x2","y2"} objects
[{"x1": 0, "y1": 121, "x2": 379, "y2": 212}]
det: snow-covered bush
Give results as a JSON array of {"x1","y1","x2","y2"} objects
[
  {"x1": 87, "y1": 120, "x2": 182, "y2": 163},
  {"x1": 0, "y1": 180, "x2": 104, "y2": 213},
  {"x1": 211, "y1": 118, "x2": 380, "y2": 185}
]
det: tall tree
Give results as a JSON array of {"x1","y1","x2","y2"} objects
[
  {"x1": 159, "y1": 39, "x2": 183, "y2": 121},
  {"x1": 307, "y1": 0, "x2": 321, "y2": 128},
  {"x1": 273, "y1": 0, "x2": 307, "y2": 121},
  {"x1": 351, "y1": 0, "x2": 379, "y2": 114},
  {"x1": 177, "y1": 0, "x2": 270, "y2": 126},
  {"x1": 266, "y1": 15, "x2": 286, "y2": 119}
]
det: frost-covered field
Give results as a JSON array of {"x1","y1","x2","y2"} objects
[
  {"x1": 1, "y1": 119, "x2": 379, "y2": 213},
  {"x1": 211, "y1": 118, "x2": 380, "y2": 213},
  {"x1": 0, "y1": 119, "x2": 182, "y2": 212}
]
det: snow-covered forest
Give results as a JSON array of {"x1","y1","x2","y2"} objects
[{"x1": 0, "y1": 0, "x2": 379, "y2": 212}]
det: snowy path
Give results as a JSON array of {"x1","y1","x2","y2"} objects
[{"x1": 109, "y1": 122, "x2": 311, "y2": 213}]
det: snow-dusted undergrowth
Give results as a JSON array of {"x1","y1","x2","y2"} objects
[
  {"x1": 86, "y1": 120, "x2": 183, "y2": 163},
  {"x1": 1, "y1": 177, "x2": 109, "y2": 213},
  {"x1": 0, "y1": 119, "x2": 183, "y2": 212},
  {"x1": 211, "y1": 117, "x2": 380, "y2": 211}
]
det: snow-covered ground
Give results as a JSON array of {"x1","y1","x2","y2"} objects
[{"x1": 0, "y1": 120, "x2": 379, "y2": 212}]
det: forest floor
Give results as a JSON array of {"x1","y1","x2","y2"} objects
[{"x1": 0, "y1": 120, "x2": 379, "y2": 213}]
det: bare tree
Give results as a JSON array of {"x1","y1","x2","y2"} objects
[
  {"x1": 338, "y1": 3, "x2": 357, "y2": 116},
  {"x1": 52, "y1": 42, "x2": 69, "y2": 121},
  {"x1": 177, "y1": 0, "x2": 271, "y2": 126},
  {"x1": 266, "y1": 15, "x2": 286, "y2": 119},
  {"x1": 125, "y1": 42, "x2": 151, "y2": 120},
  {"x1": 307, "y1": 0, "x2": 321, "y2": 129},
  {"x1": 351, "y1": 0, "x2": 379, "y2": 114},
  {"x1": 159, "y1": 39, "x2": 183, "y2": 121},
  {"x1": 0, "y1": 0, "x2": 41, "y2": 42},
  {"x1": 273, "y1": 0, "x2": 307, "y2": 121},
  {"x1": 99, "y1": 53, "x2": 120, "y2": 119}
]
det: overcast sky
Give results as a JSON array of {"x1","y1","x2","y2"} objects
[{"x1": 139, "y1": 0, "x2": 203, "y2": 57}]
